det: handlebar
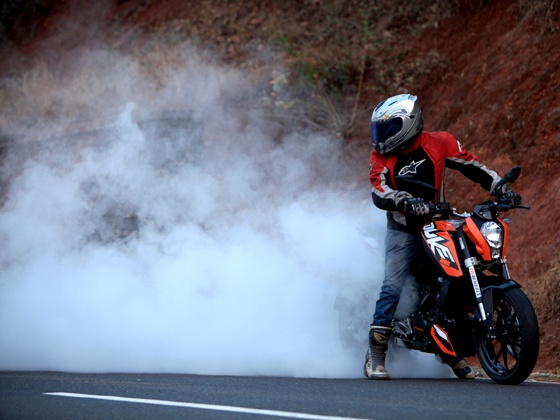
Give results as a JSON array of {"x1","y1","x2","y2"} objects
[
  {"x1": 425, "y1": 202, "x2": 452, "y2": 218},
  {"x1": 424, "y1": 200, "x2": 530, "y2": 220}
]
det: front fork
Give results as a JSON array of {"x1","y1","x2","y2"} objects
[{"x1": 457, "y1": 230, "x2": 516, "y2": 339}]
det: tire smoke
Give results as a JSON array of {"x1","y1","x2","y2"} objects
[{"x1": 0, "y1": 39, "x2": 450, "y2": 379}]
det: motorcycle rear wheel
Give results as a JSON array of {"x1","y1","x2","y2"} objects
[{"x1": 475, "y1": 287, "x2": 539, "y2": 385}]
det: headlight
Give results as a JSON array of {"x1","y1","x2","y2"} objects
[{"x1": 480, "y1": 221, "x2": 503, "y2": 259}]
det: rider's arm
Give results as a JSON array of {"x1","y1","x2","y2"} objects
[
  {"x1": 369, "y1": 151, "x2": 412, "y2": 211},
  {"x1": 441, "y1": 134, "x2": 501, "y2": 193}
]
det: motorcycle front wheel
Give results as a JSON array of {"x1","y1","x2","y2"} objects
[{"x1": 475, "y1": 287, "x2": 539, "y2": 385}]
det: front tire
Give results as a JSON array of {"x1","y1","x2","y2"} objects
[{"x1": 476, "y1": 287, "x2": 539, "y2": 385}]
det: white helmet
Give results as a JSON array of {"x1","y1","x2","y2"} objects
[{"x1": 370, "y1": 93, "x2": 423, "y2": 155}]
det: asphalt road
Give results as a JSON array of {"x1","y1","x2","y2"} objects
[{"x1": 1, "y1": 371, "x2": 559, "y2": 420}]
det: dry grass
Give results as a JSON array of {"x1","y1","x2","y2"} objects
[
  {"x1": 0, "y1": 39, "x2": 215, "y2": 142},
  {"x1": 525, "y1": 258, "x2": 560, "y2": 323},
  {"x1": 227, "y1": 0, "x2": 460, "y2": 140}
]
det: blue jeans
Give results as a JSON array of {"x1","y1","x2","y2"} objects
[{"x1": 372, "y1": 226, "x2": 418, "y2": 327}]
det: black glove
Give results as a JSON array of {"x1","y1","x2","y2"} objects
[
  {"x1": 398, "y1": 197, "x2": 430, "y2": 216},
  {"x1": 496, "y1": 184, "x2": 522, "y2": 206}
]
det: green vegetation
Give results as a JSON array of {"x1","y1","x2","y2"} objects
[{"x1": 254, "y1": 0, "x2": 460, "y2": 139}]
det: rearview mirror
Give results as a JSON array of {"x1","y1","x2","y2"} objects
[{"x1": 494, "y1": 166, "x2": 521, "y2": 193}]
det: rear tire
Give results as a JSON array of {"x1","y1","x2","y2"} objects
[{"x1": 475, "y1": 287, "x2": 539, "y2": 385}]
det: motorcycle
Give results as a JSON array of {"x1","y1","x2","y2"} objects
[{"x1": 391, "y1": 166, "x2": 539, "y2": 385}]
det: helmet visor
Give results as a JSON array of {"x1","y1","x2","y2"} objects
[{"x1": 371, "y1": 118, "x2": 403, "y2": 145}]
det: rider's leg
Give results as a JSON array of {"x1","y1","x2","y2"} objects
[
  {"x1": 365, "y1": 227, "x2": 417, "y2": 380},
  {"x1": 364, "y1": 325, "x2": 392, "y2": 379}
]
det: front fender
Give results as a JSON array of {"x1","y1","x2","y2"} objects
[
  {"x1": 481, "y1": 280, "x2": 521, "y2": 303},
  {"x1": 480, "y1": 280, "x2": 521, "y2": 329}
]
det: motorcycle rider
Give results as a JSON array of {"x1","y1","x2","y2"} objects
[{"x1": 365, "y1": 93, "x2": 522, "y2": 380}]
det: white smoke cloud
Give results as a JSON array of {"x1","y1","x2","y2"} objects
[{"x1": 0, "y1": 40, "x2": 450, "y2": 378}]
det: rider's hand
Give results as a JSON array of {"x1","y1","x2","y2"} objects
[
  {"x1": 496, "y1": 184, "x2": 522, "y2": 206},
  {"x1": 398, "y1": 197, "x2": 430, "y2": 216}
]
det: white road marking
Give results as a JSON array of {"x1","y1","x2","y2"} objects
[{"x1": 44, "y1": 392, "x2": 371, "y2": 420}]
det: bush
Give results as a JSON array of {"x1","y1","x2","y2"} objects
[{"x1": 526, "y1": 260, "x2": 560, "y2": 323}]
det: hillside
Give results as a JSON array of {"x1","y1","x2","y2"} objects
[{"x1": 1, "y1": 0, "x2": 559, "y2": 373}]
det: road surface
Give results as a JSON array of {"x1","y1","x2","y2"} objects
[{"x1": 1, "y1": 371, "x2": 559, "y2": 419}]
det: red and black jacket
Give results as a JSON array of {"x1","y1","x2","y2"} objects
[{"x1": 369, "y1": 131, "x2": 501, "y2": 229}]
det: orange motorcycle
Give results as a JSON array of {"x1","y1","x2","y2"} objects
[{"x1": 392, "y1": 167, "x2": 539, "y2": 385}]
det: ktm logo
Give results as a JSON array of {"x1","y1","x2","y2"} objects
[{"x1": 398, "y1": 159, "x2": 426, "y2": 176}]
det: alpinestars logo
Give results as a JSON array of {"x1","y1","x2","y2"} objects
[{"x1": 398, "y1": 159, "x2": 426, "y2": 176}]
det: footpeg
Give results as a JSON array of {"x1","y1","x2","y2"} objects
[
  {"x1": 393, "y1": 318, "x2": 414, "y2": 338},
  {"x1": 392, "y1": 318, "x2": 414, "y2": 348}
]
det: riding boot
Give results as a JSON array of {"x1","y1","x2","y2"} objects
[
  {"x1": 364, "y1": 325, "x2": 392, "y2": 380},
  {"x1": 440, "y1": 354, "x2": 476, "y2": 379}
]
